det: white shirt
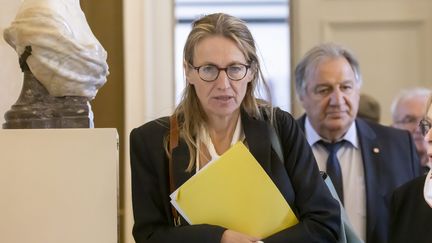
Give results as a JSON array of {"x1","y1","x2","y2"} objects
[
  {"x1": 305, "y1": 118, "x2": 366, "y2": 241},
  {"x1": 196, "y1": 116, "x2": 243, "y2": 172}
]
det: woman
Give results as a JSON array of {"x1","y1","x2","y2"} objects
[
  {"x1": 130, "y1": 13, "x2": 340, "y2": 243},
  {"x1": 389, "y1": 95, "x2": 432, "y2": 243}
]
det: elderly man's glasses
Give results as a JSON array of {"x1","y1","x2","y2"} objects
[
  {"x1": 191, "y1": 64, "x2": 250, "y2": 82},
  {"x1": 419, "y1": 119, "x2": 431, "y2": 136}
]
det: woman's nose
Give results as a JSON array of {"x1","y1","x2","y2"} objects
[{"x1": 215, "y1": 70, "x2": 231, "y2": 89}]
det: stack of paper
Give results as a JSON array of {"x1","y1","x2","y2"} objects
[{"x1": 170, "y1": 142, "x2": 298, "y2": 238}]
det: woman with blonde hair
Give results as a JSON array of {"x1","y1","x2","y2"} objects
[{"x1": 130, "y1": 13, "x2": 340, "y2": 243}]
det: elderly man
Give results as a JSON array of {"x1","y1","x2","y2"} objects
[
  {"x1": 295, "y1": 42, "x2": 420, "y2": 243},
  {"x1": 391, "y1": 88, "x2": 432, "y2": 173}
]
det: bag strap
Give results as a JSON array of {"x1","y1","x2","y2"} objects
[
  {"x1": 267, "y1": 107, "x2": 284, "y2": 163},
  {"x1": 169, "y1": 115, "x2": 181, "y2": 227}
]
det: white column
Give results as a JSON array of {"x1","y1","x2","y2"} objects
[{"x1": 123, "y1": 1, "x2": 174, "y2": 242}]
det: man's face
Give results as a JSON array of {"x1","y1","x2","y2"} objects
[
  {"x1": 393, "y1": 96, "x2": 429, "y2": 166},
  {"x1": 300, "y1": 57, "x2": 360, "y2": 141}
]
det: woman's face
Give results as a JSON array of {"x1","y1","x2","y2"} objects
[
  {"x1": 186, "y1": 35, "x2": 253, "y2": 120},
  {"x1": 425, "y1": 102, "x2": 432, "y2": 164}
]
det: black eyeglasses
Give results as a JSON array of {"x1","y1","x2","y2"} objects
[
  {"x1": 419, "y1": 119, "x2": 431, "y2": 136},
  {"x1": 190, "y1": 63, "x2": 250, "y2": 82}
]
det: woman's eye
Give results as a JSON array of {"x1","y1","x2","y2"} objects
[
  {"x1": 228, "y1": 66, "x2": 242, "y2": 73},
  {"x1": 201, "y1": 65, "x2": 216, "y2": 73}
]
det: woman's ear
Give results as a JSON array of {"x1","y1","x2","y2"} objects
[
  {"x1": 184, "y1": 61, "x2": 194, "y2": 85},
  {"x1": 247, "y1": 63, "x2": 258, "y2": 83}
]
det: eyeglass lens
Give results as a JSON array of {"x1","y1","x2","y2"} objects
[
  {"x1": 419, "y1": 119, "x2": 432, "y2": 136},
  {"x1": 197, "y1": 64, "x2": 248, "y2": 82}
]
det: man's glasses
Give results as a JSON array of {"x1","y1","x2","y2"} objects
[
  {"x1": 190, "y1": 63, "x2": 250, "y2": 82},
  {"x1": 394, "y1": 115, "x2": 423, "y2": 132},
  {"x1": 419, "y1": 119, "x2": 432, "y2": 136},
  {"x1": 395, "y1": 115, "x2": 420, "y2": 125}
]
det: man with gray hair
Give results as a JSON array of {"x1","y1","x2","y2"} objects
[
  {"x1": 295, "y1": 42, "x2": 420, "y2": 243},
  {"x1": 391, "y1": 87, "x2": 432, "y2": 173}
]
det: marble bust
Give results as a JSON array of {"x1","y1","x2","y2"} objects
[{"x1": 3, "y1": 0, "x2": 109, "y2": 128}]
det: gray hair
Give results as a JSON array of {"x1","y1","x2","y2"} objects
[
  {"x1": 294, "y1": 42, "x2": 362, "y2": 96},
  {"x1": 390, "y1": 87, "x2": 432, "y2": 120}
]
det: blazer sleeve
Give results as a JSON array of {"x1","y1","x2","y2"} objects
[
  {"x1": 129, "y1": 122, "x2": 226, "y2": 243},
  {"x1": 263, "y1": 108, "x2": 341, "y2": 243}
]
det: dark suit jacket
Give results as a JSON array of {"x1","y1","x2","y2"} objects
[
  {"x1": 389, "y1": 175, "x2": 432, "y2": 243},
  {"x1": 130, "y1": 108, "x2": 340, "y2": 243},
  {"x1": 297, "y1": 116, "x2": 420, "y2": 243}
]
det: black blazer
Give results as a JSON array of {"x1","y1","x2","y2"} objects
[
  {"x1": 389, "y1": 175, "x2": 432, "y2": 243},
  {"x1": 297, "y1": 116, "x2": 420, "y2": 243},
  {"x1": 130, "y1": 108, "x2": 340, "y2": 243}
]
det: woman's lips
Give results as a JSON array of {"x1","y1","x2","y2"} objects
[{"x1": 214, "y1": 95, "x2": 233, "y2": 101}]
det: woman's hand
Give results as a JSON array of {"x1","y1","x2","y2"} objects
[{"x1": 220, "y1": 229, "x2": 262, "y2": 243}]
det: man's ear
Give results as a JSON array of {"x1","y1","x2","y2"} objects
[{"x1": 298, "y1": 91, "x2": 305, "y2": 103}]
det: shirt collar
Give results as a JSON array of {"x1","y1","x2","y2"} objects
[{"x1": 305, "y1": 117, "x2": 359, "y2": 148}]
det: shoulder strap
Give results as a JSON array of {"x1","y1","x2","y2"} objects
[{"x1": 169, "y1": 115, "x2": 181, "y2": 226}]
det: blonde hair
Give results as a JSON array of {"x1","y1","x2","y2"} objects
[{"x1": 170, "y1": 13, "x2": 270, "y2": 171}]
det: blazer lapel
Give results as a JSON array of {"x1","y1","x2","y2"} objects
[
  {"x1": 171, "y1": 139, "x2": 194, "y2": 189},
  {"x1": 356, "y1": 118, "x2": 382, "y2": 243},
  {"x1": 241, "y1": 109, "x2": 272, "y2": 173},
  {"x1": 170, "y1": 138, "x2": 194, "y2": 225},
  {"x1": 297, "y1": 114, "x2": 307, "y2": 132}
]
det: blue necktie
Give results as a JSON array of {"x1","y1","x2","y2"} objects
[{"x1": 320, "y1": 140, "x2": 345, "y2": 204}]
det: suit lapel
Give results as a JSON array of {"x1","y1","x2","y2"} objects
[{"x1": 356, "y1": 118, "x2": 382, "y2": 243}]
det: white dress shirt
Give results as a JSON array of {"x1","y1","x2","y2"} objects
[{"x1": 305, "y1": 118, "x2": 366, "y2": 241}]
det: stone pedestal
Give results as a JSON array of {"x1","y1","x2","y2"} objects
[
  {"x1": 0, "y1": 129, "x2": 118, "y2": 243},
  {"x1": 3, "y1": 70, "x2": 92, "y2": 129}
]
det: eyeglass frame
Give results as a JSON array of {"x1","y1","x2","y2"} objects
[
  {"x1": 419, "y1": 118, "x2": 432, "y2": 136},
  {"x1": 394, "y1": 115, "x2": 422, "y2": 126},
  {"x1": 189, "y1": 63, "x2": 251, "y2": 82}
]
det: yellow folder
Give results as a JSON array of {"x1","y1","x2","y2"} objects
[{"x1": 170, "y1": 142, "x2": 298, "y2": 238}]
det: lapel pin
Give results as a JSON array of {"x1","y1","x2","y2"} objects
[{"x1": 373, "y1": 147, "x2": 380, "y2": 154}]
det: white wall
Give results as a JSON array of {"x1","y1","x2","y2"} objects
[{"x1": 0, "y1": 0, "x2": 21, "y2": 126}]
